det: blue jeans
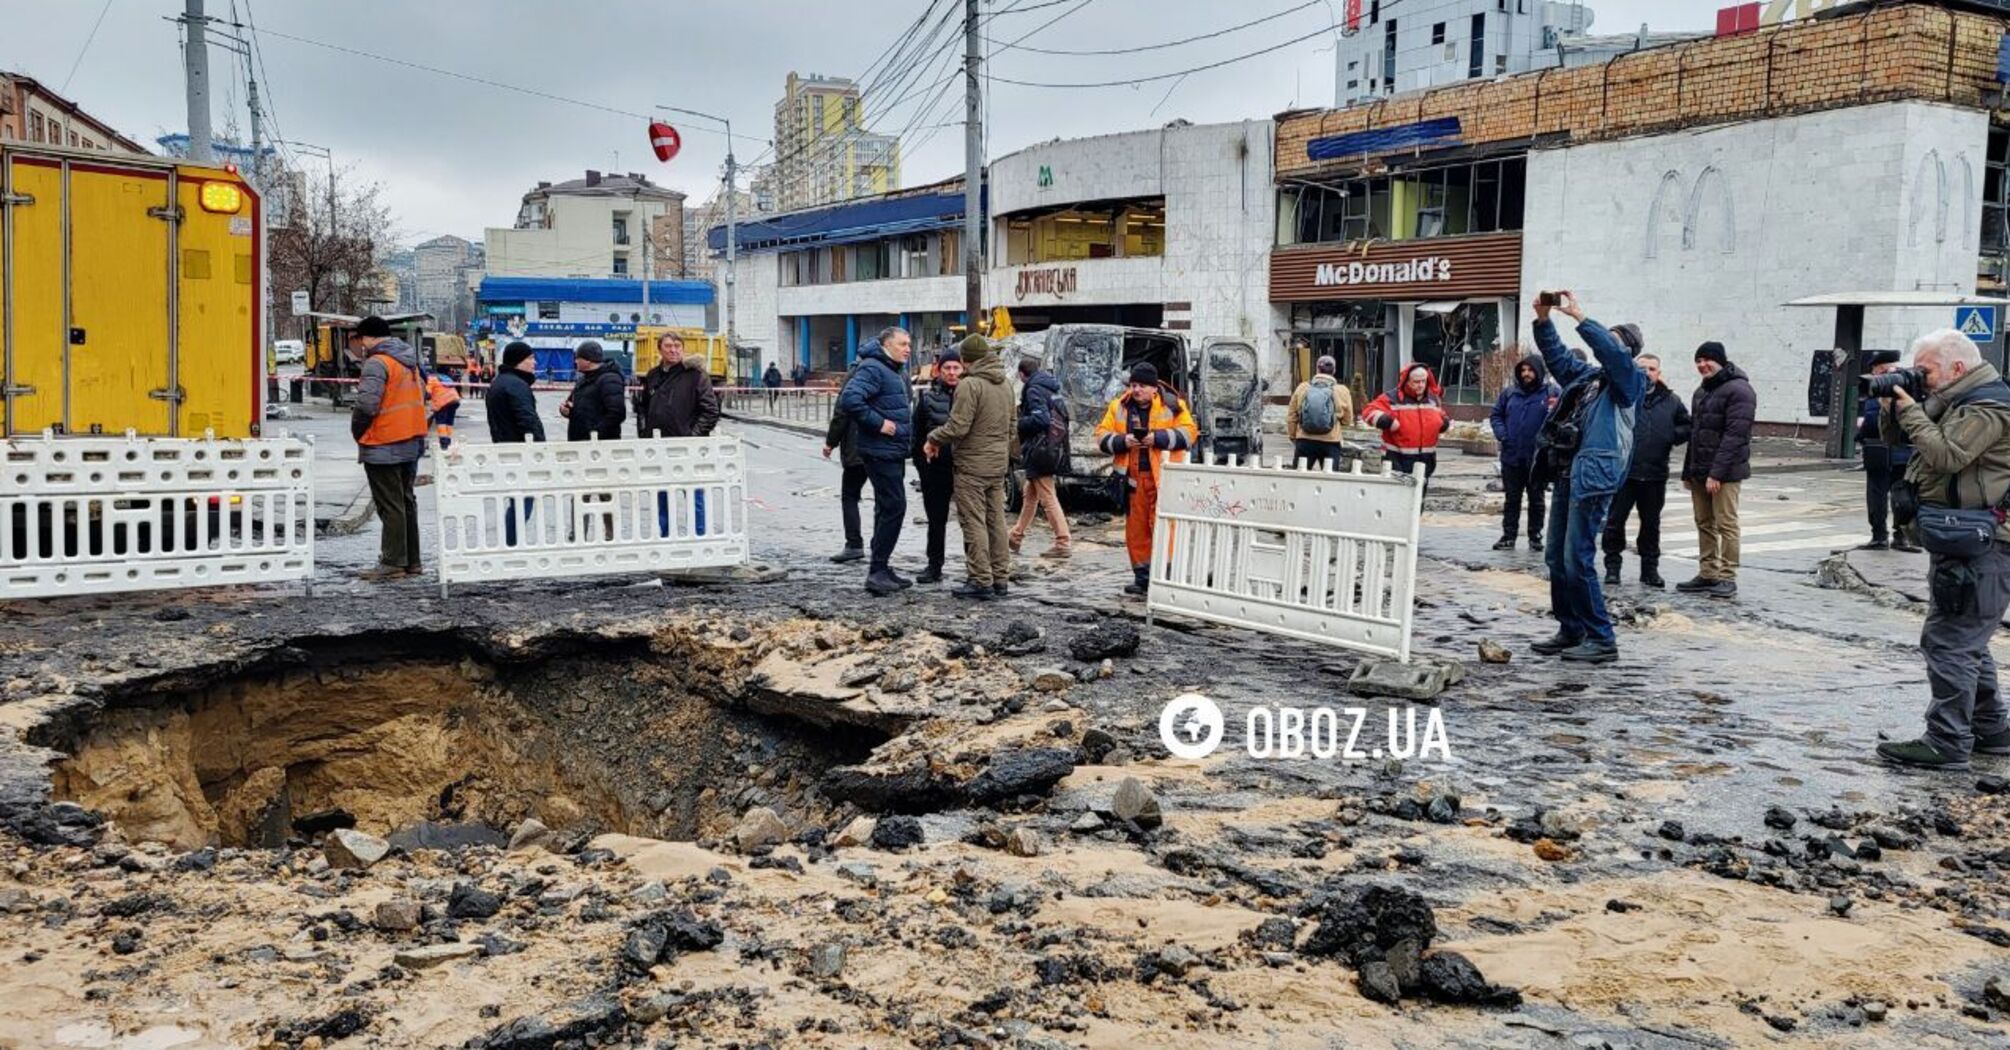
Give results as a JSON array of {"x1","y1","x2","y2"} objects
[
  {"x1": 1545, "y1": 474, "x2": 1617, "y2": 644},
  {"x1": 657, "y1": 491, "x2": 708, "y2": 538}
]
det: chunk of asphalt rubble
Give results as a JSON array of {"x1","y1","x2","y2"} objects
[
  {"x1": 323, "y1": 829, "x2": 391, "y2": 870},
  {"x1": 831, "y1": 816, "x2": 876, "y2": 849},
  {"x1": 374, "y1": 899, "x2": 423, "y2": 932},
  {"x1": 1068, "y1": 620, "x2": 1139, "y2": 662},
  {"x1": 394, "y1": 942, "x2": 482, "y2": 970},
  {"x1": 731, "y1": 807, "x2": 788, "y2": 852},
  {"x1": 1101, "y1": 777, "x2": 1163, "y2": 831},
  {"x1": 447, "y1": 882, "x2": 503, "y2": 920},
  {"x1": 871, "y1": 815, "x2": 924, "y2": 851},
  {"x1": 507, "y1": 818, "x2": 554, "y2": 853},
  {"x1": 1763, "y1": 805, "x2": 1798, "y2": 831},
  {"x1": 809, "y1": 941, "x2": 846, "y2": 980},
  {"x1": 963, "y1": 748, "x2": 1078, "y2": 806},
  {"x1": 995, "y1": 621, "x2": 1046, "y2": 656}
]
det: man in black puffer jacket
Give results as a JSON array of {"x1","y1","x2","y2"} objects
[
  {"x1": 837, "y1": 328, "x2": 915, "y2": 595},
  {"x1": 560, "y1": 341, "x2": 627, "y2": 441},
  {"x1": 910, "y1": 348, "x2": 961, "y2": 584},
  {"x1": 1679, "y1": 341, "x2": 1757, "y2": 599},
  {"x1": 1602, "y1": 353, "x2": 1691, "y2": 588}
]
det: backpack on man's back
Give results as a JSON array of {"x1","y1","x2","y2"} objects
[{"x1": 1300, "y1": 380, "x2": 1338, "y2": 434}]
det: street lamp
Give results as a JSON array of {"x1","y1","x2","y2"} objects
[{"x1": 657, "y1": 105, "x2": 737, "y2": 353}]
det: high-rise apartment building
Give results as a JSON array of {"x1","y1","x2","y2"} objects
[{"x1": 772, "y1": 72, "x2": 900, "y2": 212}]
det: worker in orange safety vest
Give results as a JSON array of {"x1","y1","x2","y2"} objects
[
  {"x1": 349, "y1": 316, "x2": 427, "y2": 580},
  {"x1": 1092, "y1": 362, "x2": 1198, "y2": 597}
]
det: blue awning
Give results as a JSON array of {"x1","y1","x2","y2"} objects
[
  {"x1": 1306, "y1": 117, "x2": 1463, "y2": 162},
  {"x1": 477, "y1": 276, "x2": 713, "y2": 305},
  {"x1": 708, "y1": 189, "x2": 969, "y2": 254}
]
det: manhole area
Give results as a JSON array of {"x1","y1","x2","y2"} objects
[{"x1": 44, "y1": 647, "x2": 876, "y2": 850}]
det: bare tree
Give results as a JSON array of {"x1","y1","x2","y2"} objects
[{"x1": 267, "y1": 165, "x2": 398, "y2": 338}]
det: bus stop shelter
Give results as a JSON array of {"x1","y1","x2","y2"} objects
[{"x1": 1784, "y1": 292, "x2": 2010, "y2": 458}]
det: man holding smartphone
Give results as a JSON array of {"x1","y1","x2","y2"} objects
[{"x1": 1529, "y1": 291, "x2": 1647, "y2": 664}]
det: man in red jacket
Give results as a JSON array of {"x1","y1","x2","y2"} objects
[{"x1": 1360, "y1": 363, "x2": 1451, "y2": 488}]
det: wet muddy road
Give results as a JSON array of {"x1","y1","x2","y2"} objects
[{"x1": 0, "y1": 420, "x2": 2006, "y2": 1048}]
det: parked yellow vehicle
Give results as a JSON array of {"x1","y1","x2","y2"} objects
[
  {"x1": 633, "y1": 325, "x2": 730, "y2": 381},
  {"x1": 300, "y1": 312, "x2": 431, "y2": 407},
  {"x1": 2, "y1": 144, "x2": 262, "y2": 437}
]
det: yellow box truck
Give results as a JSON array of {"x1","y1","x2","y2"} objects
[
  {"x1": 2, "y1": 145, "x2": 262, "y2": 438},
  {"x1": 633, "y1": 325, "x2": 731, "y2": 382}
]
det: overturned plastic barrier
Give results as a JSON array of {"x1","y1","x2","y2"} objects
[{"x1": 1147, "y1": 454, "x2": 1425, "y2": 663}]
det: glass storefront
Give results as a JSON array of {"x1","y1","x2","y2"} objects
[{"x1": 1408, "y1": 301, "x2": 1504, "y2": 406}]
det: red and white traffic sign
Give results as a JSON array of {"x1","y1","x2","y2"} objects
[{"x1": 648, "y1": 121, "x2": 682, "y2": 163}]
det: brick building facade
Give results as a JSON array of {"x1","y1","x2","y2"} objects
[{"x1": 1273, "y1": 1, "x2": 2010, "y2": 425}]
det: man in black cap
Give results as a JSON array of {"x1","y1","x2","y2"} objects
[
  {"x1": 1092, "y1": 362, "x2": 1198, "y2": 596},
  {"x1": 485, "y1": 341, "x2": 544, "y2": 545},
  {"x1": 560, "y1": 340, "x2": 627, "y2": 442},
  {"x1": 1679, "y1": 340, "x2": 1757, "y2": 599},
  {"x1": 1856, "y1": 350, "x2": 1917, "y2": 551},
  {"x1": 348, "y1": 315, "x2": 427, "y2": 579}
]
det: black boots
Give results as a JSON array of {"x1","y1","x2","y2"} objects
[
  {"x1": 1492, "y1": 535, "x2": 1517, "y2": 551},
  {"x1": 916, "y1": 563, "x2": 944, "y2": 584},
  {"x1": 1640, "y1": 559, "x2": 1665, "y2": 588},
  {"x1": 1603, "y1": 555, "x2": 1622, "y2": 587},
  {"x1": 1528, "y1": 533, "x2": 1544, "y2": 552},
  {"x1": 865, "y1": 569, "x2": 904, "y2": 596},
  {"x1": 1123, "y1": 565, "x2": 1150, "y2": 596}
]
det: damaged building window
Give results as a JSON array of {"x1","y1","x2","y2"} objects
[{"x1": 1279, "y1": 156, "x2": 1525, "y2": 247}]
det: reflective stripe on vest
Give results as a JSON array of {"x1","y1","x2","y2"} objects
[{"x1": 361, "y1": 356, "x2": 427, "y2": 445}]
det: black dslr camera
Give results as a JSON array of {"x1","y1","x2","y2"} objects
[{"x1": 1864, "y1": 366, "x2": 1929, "y2": 402}]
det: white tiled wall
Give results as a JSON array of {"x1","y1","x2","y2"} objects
[{"x1": 1519, "y1": 100, "x2": 1985, "y2": 425}]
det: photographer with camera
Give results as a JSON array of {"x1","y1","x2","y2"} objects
[
  {"x1": 1871, "y1": 329, "x2": 2010, "y2": 769},
  {"x1": 1527, "y1": 291, "x2": 1647, "y2": 664}
]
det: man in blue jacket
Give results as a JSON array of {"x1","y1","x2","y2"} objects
[
  {"x1": 1489, "y1": 353, "x2": 1559, "y2": 552},
  {"x1": 837, "y1": 328, "x2": 916, "y2": 596},
  {"x1": 1528, "y1": 292, "x2": 1647, "y2": 664}
]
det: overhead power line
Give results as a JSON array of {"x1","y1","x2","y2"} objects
[
  {"x1": 60, "y1": 0, "x2": 117, "y2": 94},
  {"x1": 989, "y1": 19, "x2": 1340, "y2": 88},
  {"x1": 986, "y1": 0, "x2": 1321, "y2": 56},
  {"x1": 243, "y1": 24, "x2": 733, "y2": 137}
]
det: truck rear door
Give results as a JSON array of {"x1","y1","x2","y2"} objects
[{"x1": 2, "y1": 152, "x2": 174, "y2": 436}]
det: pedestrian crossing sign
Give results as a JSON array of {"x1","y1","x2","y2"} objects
[{"x1": 1956, "y1": 305, "x2": 1997, "y2": 341}]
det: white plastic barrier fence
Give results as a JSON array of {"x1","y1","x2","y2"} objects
[
  {"x1": 1147, "y1": 454, "x2": 1426, "y2": 662},
  {"x1": 1, "y1": 430, "x2": 315, "y2": 600},
  {"x1": 433, "y1": 435, "x2": 749, "y2": 595}
]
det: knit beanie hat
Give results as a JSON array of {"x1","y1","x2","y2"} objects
[
  {"x1": 1694, "y1": 341, "x2": 1729, "y2": 366},
  {"x1": 1129, "y1": 362, "x2": 1159, "y2": 386},
  {"x1": 1610, "y1": 323, "x2": 1644, "y2": 356},
  {"x1": 501, "y1": 341, "x2": 535, "y2": 370},
  {"x1": 958, "y1": 334, "x2": 993, "y2": 363},
  {"x1": 355, "y1": 315, "x2": 392, "y2": 339},
  {"x1": 574, "y1": 341, "x2": 605, "y2": 364},
  {"x1": 937, "y1": 348, "x2": 961, "y2": 365}
]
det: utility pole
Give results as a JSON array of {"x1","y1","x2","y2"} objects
[
  {"x1": 245, "y1": 73, "x2": 263, "y2": 188},
  {"x1": 962, "y1": 0, "x2": 984, "y2": 327},
  {"x1": 658, "y1": 105, "x2": 736, "y2": 352},
  {"x1": 182, "y1": 0, "x2": 214, "y2": 164}
]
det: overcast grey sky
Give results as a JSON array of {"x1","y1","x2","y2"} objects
[{"x1": 5, "y1": 0, "x2": 1706, "y2": 247}]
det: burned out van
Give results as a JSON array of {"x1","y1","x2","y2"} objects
[{"x1": 996, "y1": 324, "x2": 1265, "y2": 501}]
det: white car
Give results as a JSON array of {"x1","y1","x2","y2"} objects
[{"x1": 272, "y1": 340, "x2": 305, "y2": 365}]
